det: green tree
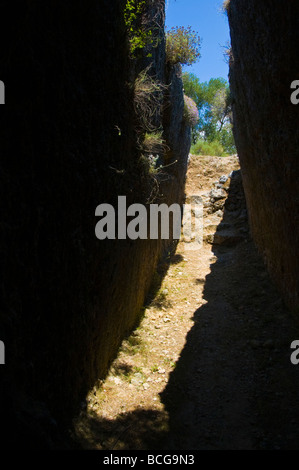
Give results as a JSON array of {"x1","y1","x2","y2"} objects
[
  {"x1": 181, "y1": 72, "x2": 205, "y2": 136},
  {"x1": 182, "y1": 72, "x2": 236, "y2": 154}
]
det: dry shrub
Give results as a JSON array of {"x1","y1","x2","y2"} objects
[{"x1": 134, "y1": 66, "x2": 166, "y2": 132}]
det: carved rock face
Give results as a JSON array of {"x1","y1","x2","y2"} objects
[
  {"x1": 227, "y1": 0, "x2": 299, "y2": 310},
  {"x1": 0, "y1": 0, "x2": 191, "y2": 446}
]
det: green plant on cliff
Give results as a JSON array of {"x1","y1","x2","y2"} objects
[
  {"x1": 166, "y1": 26, "x2": 201, "y2": 66},
  {"x1": 142, "y1": 131, "x2": 166, "y2": 154},
  {"x1": 124, "y1": 0, "x2": 163, "y2": 57},
  {"x1": 124, "y1": 0, "x2": 148, "y2": 55}
]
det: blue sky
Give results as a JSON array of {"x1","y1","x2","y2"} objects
[{"x1": 165, "y1": 0, "x2": 230, "y2": 83}]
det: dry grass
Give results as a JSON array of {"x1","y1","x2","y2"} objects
[
  {"x1": 223, "y1": 0, "x2": 231, "y2": 13},
  {"x1": 134, "y1": 67, "x2": 166, "y2": 132},
  {"x1": 142, "y1": 131, "x2": 165, "y2": 154}
]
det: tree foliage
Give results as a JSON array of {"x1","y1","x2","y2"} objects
[{"x1": 182, "y1": 72, "x2": 236, "y2": 154}]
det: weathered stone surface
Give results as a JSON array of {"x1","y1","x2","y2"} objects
[
  {"x1": 227, "y1": 0, "x2": 299, "y2": 310},
  {"x1": 210, "y1": 188, "x2": 227, "y2": 201},
  {"x1": 205, "y1": 231, "x2": 245, "y2": 246},
  {"x1": 219, "y1": 175, "x2": 228, "y2": 184}
]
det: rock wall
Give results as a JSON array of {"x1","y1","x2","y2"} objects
[
  {"x1": 227, "y1": 0, "x2": 299, "y2": 311},
  {"x1": 0, "y1": 0, "x2": 190, "y2": 448}
]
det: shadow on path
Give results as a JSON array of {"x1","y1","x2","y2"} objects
[
  {"x1": 160, "y1": 172, "x2": 299, "y2": 450},
  {"x1": 74, "y1": 171, "x2": 299, "y2": 450}
]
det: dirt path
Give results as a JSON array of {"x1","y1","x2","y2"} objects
[{"x1": 74, "y1": 155, "x2": 299, "y2": 450}]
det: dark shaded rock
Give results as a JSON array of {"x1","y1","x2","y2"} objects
[
  {"x1": 0, "y1": 0, "x2": 190, "y2": 447},
  {"x1": 227, "y1": 0, "x2": 299, "y2": 310},
  {"x1": 205, "y1": 231, "x2": 245, "y2": 246}
]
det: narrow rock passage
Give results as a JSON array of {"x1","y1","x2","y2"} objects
[{"x1": 74, "y1": 155, "x2": 299, "y2": 450}]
